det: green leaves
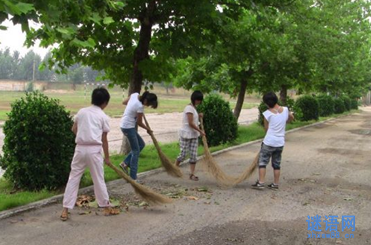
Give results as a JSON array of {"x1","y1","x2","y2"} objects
[
  {"x1": 71, "y1": 38, "x2": 96, "y2": 48},
  {"x1": 103, "y1": 16, "x2": 114, "y2": 25},
  {"x1": 2, "y1": 1, "x2": 34, "y2": 15}
]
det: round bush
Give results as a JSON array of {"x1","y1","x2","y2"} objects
[
  {"x1": 316, "y1": 94, "x2": 335, "y2": 117},
  {"x1": 258, "y1": 101, "x2": 268, "y2": 126},
  {"x1": 198, "y1": 94, "x2": 238, "y2": 146},
  {"x1": 350, "y1": 99, "x2": 358, "y2": 110},
  {"x1": 0, "y1": 92, "x2": 75, "y2": 190},
  {"x1": 341, "y1": 95, "x2": 351, "y2": 111},
  {"x1": 294, "y1": 95, "x2": 319, "y2": 121},
  {"x1": 278, "y1": 96, "x2": 295, "y2": 110},
  {"x1": 334, "y1": 98, "x2": 346, "y2": 114}
]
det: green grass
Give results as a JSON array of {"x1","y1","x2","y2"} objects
[{"x1": 0, "y1": 179, "x2": 57, "y2": 211}]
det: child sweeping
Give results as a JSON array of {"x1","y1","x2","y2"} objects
[
  {"x1": 60, "y1": 87, "x2": 118, "y2": 221},
  {"x1": 175, "y1": 91, "x2": 205, "y2": 181},
  {"x1": 252, "y1": 92, "x2": 294, "y2": 190},
  {"x1": 119, "y1": 91, "x2": 158, "y2": 181}
]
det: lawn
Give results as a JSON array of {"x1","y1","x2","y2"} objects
[{"x1": 0, "y1": 87, "x2": 259, "y2": 120}]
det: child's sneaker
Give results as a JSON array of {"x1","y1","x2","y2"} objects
[
  {"x1": 252, "y1": 180, "x2": 265, "y2": 189},
  {"x1": 267, "y1": 183, "x2": 279, "y2": 190}
]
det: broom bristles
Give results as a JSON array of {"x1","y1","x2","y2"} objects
[
  {"x1": 201, "y1": 135, "x2": 238, "y2": 186},
  {"x1": 106, "y1": 162, "x2": 172, "y2": 204},
  {"x1": 230, "y1": 153, "x2": 259, "y2": 186},
  {"x1": 143, "y1": 115, "x2": 183, "y2": 178},
  {"x1": 200, "y1": 119, "x2": 258, "y2": 187}
]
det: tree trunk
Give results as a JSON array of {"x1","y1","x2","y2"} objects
[
  {"x1": 233, "y1": 70, "x2": 253, "y2": 120},
  {"x1": 233, "y1": 79, "x2": 248, "y2": 119},
  {"x1": 279, "y1": 85, "x2": 288, "y2": 105},
  {"x1": 120, "y1": 1, "x2": 156, "y2": 155},
  {"x1": 128, "y1": 1, "x2": 156, "y2": 95}
]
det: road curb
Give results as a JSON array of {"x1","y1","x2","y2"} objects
[{"x1": 0, "y1": 115, "x2": 346, "y2": 220}]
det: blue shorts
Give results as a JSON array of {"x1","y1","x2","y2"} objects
[{"x1": 258, "y1": 143, "x2": 284, "y2": 170}]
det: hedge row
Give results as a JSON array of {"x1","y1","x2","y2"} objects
[{"x1": 259, "y1": 94, "x2": 358, "y2": 124}]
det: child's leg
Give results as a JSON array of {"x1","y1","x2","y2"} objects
[
  {"x1": 62, "y1": 147, "x2": 87, "y2": 209},
  {"x1": 87, "y1": 146, "x2": 110, "y2": 208},
  {"x1": 137, "y1": 131, "x2": 146, "y2": 151},
  {"x1": 257, "y1": 143, "x2": 273, "y2": 183},
  {"x1": 123, "y1": 128, "x2": 141, "y2": 180},
  {"x1": 271, "y1": 147, "x2": 283, "y2": 185},
  {"x1": 121, "y1": 128, "x2": 132, "y2": 167},
  {"x1": 176, "y1": 137, "x2": 189, "y2": 166},
  {"x1": 189, "y1": 138, "x2": 198, "y2": 176}
]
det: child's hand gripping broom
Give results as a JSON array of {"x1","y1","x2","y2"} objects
[
  {"x1": 105, "y1": 161, "x2": 172, "y2": 204},
  {"x1": 143, "y1": 114, "x2": 183, "y2": 178}
]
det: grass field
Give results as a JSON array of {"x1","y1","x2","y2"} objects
[{"x1": 0, "y1": 86, "x2": 260, "y2": 120}]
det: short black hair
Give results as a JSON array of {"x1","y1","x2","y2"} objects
[
  {"x1": 91, "y1": 87, "x2": 110, "y2": 106},
  {"x1": 191, "y1": 90, "x2": 203, "y2": 105},
  {"x1": 140, "y1": 91, "x2": 158, "y2": 109},
  {"x1": 263, "y1": 92, "x2": 278, "y2": 108}
]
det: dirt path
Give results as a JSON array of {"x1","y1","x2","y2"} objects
[{"x1": 0, "y1": 108, "x2": 370, "y2": 245}]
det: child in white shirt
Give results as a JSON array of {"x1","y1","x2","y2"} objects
[{"x1": 252, "y1": 92, "x2": 294, "y2": 190}]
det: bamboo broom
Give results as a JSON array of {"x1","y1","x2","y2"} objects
[
  {"x1": 230, "y1": 152, "x2": 259, "y2": 186},
  {"x1": 200, "y1": 118, "x2": 258, "y2": 187},
  {"x1": 143, "y1": 115, "x2": 183, "y2": 178},
  {"x1": 199, "y1": 118, "x2": 237, "y2": 186},
  {"x1": 105, "y1": 161, "x2": 172, "y2": 204}
]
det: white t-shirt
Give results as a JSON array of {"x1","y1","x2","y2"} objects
[
  {"x1": 120, "y1": 93, "x2": 144, "y2": 129},
  {"x1": 263, "y1": 107, "x2": 289, "y2": 147},
  {"x1": 75, "y1": 105, "x2": 110, "y2": 145},
  {"x1": 179, "y1": 104, "x2": 200, "y2": 139}
]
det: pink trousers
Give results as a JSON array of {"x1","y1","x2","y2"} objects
[{"x1": 63, "y1": 145, "x2": 110, "y2": 209}]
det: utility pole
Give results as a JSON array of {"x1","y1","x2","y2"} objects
[{"x1": 32, "y1": 56, "x2": 36, "y2": 82}]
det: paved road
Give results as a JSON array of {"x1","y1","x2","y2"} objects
[{"x1": 0, "y1": 108, "x2": 370, "y2": 245}]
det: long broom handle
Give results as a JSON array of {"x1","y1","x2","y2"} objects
[{"x1": 143, "y1": 114, "x2": 160, "y2": 148}]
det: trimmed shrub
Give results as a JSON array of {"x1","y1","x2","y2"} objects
[
  {"x1": 316, "y1": 94, "x2": 335, "y2": 117},
  {"x1": 350, "y1": 99, "x2": 358, "y2": 110},
  {"x1": 279, "y1": 96, "x2": 295, "y2": 110},
  {"x1": 0, "y1": 92, "x2": 75, "y2": 190},
  {"x1": 294, "y1": 95, "x2": 319, "y2": 121},
  {"x1": 334, "y1": 98, "x2": 346, "y2": 114},
  {"x1": 258, "y1": 101, "x2": 268, "y2": 126},
  {"x1": 341, "y1": 95, "x2": 351, "y2": 111},
  {"x1": 198, "y1": 94, "x2": 238, "y2": 146}
]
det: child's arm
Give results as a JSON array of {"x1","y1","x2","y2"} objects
[
  {"x1": 187, "y1": 113, "x2": 205, "y2": 136},
  {"x1": 122, "y1": 95, "x2": 131, "y2": 105},
  {"x1": 136, "y1": 113, "x2": 152, "y2": 133},
  {"x1": 102, "y1": 132, "x2": 111, "y2": 164},
  {"x1": 263, "y1": 118, "x2": 269, "y2": 133},
  {"x1": 287, "y1": 111, "x2": 295, "y2": 123},
  {"x1": 71, "y1": 121, "x2": 78, "y2": 135}
]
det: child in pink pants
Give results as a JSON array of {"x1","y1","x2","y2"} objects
[{"x1": 60, "y1": 87, "x2": 119, "y2": 221}]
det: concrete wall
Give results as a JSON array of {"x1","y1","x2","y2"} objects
[{"x1": 0, "y1": 80, "x2": 48, "y2": 91}]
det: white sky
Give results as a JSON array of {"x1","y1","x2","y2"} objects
[{"x1": 0, "y1": 20, "x2": 49, "y2": 58}]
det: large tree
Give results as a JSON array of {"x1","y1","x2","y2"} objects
[{"x1": 17, "y1": 0, "x2": 253, "y2": 94}]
